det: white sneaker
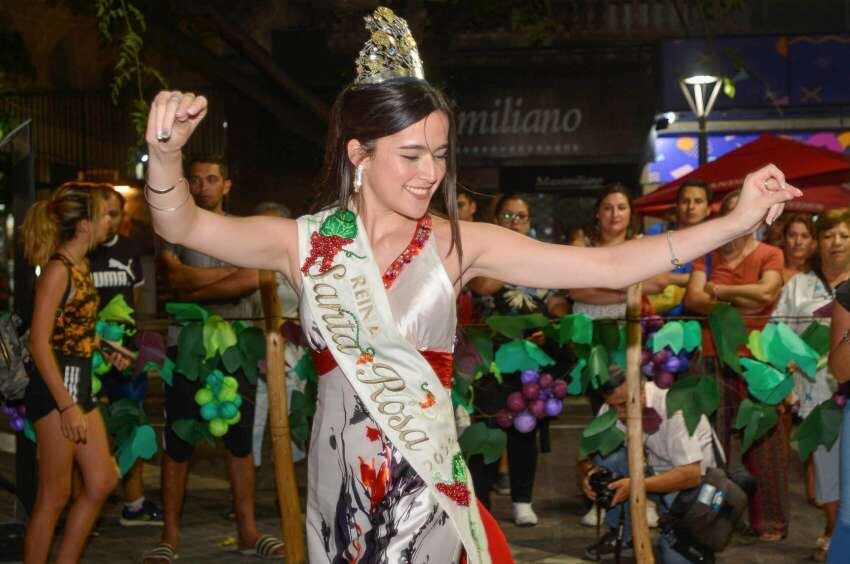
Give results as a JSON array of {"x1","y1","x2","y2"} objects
[
  {"x1": 512, "y1": 502, "x2": 538, "y2": 527},
  {"x1": 580, "y1": 505, "x2": 605, "y2": 527},
  {"x1": 646, "y1": 500, "x2": 659, "y2": 528}
]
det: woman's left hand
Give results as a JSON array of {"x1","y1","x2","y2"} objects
[{"x1": 730, "y1": 164, "x2": 803, "y2": 233}]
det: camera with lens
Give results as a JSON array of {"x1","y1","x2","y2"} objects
[{"x1": 588, "y1": 467, "x2": 622, "y2": 509}]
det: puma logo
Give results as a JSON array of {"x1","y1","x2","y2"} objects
[{"x1": 108, "y1": 258, "x2": 136, "y2": 281}]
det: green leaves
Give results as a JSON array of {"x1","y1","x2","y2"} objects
[
  {"x1": 459, "y1": 422, "x2": 507, "y2": 464},
  {"x1": 320, "y1": 209, "x2": 358, "y2": 239},
  {"x1": 494, "y1": 340, "x2": 554, "y2": 373},
  {"x1": 171, "y1": 418, "x2": 214, "y2": 447},
  {"x1": 289, "y1": 389, "x2": 317, "y2": 447},
  {"x1": 558, "y1": 314, "x2": 594, "y2": 346},
  {"x1": 586, "y1": 345, "x2": 609, "y2": 389},
  {"x1": 709, "y1": 304, "x2": 747, "y2": 373},
  {"x1": 175, "y1": 323, "x2": 204, "y2": 381},
  {"x1": 801, "y1": 322, "x2": 831, "y2": 357},
  {"x1": 203, "y1": 315, "x2": 238, "y2": 361},
  {"x1": 166, "y1": 302, "x2": 209, "y2": 323},
  {"x1": 762, "y1": 322, "x2": 819, "y2": 380},
  {"x1": 115, "y1": 424, "x2": 157, "y2": 477},
  {"x1": 740, "y1": 358, "x2": 794, "y2": 405},
  {"x1": 487, "y1": 314, "x2": 549, "y2": 340},
  {"x1": 735, "y1": 399, "x2": 778, "y2": 453},
  {"x1": 649, "y1": 320, "x2": 702, "y2": 354},
  {"x1": 792, "y1": 399, "x2": 842, "y2": 461},
  {"x1": 98, "y1": 294, "x2": 135, "y2": 325},
  {"x1": 580, "y1": 410, "x2": 625, "y2": 458},
  {"x1": 666, "y1": 376, "x2": 720, "y2": 435},
  {"x1": 568, "y1": 358, "x2": 588, "y2": 395}
]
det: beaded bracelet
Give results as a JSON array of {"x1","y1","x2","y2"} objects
[{"x1": 58, "y1": 402, "x2": 75, "y2": 413}]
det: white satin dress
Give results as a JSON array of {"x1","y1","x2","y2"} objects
[{"x1": 299, "y1": 217, "x2": 464, "y2": 563}]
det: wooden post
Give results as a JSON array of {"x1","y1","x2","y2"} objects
[
  {"x1": 626, "y1": 283, "x2": 655, "y2": 563},
  {"x1": 259, "y1": 270, "x2": 306, "y2": 564}
]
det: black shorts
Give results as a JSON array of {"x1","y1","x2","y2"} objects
[
  {"x1": 163, "y1": 348, "x2": 256, "y2": 462},
  {"x1": 25, "y1": 353, "x2": 96, "y2": 422}
]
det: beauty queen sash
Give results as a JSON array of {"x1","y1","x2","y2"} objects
[{"x1": 298, "y1": 208, "x2": 491, "y2": 564}]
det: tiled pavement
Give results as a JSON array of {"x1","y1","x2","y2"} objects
[{"x1": 0, "y1": 397, "x2": 827, "y2": 563}]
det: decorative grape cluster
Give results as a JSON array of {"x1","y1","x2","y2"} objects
[
  {"x1": 496, "y1": 370, "x2": 568, "y2": 433},
  {"x1": 1, "y1": 404, "x2": 25, "y2": 432},
  {"x1": 194, "y1": 370, "x2": 242, "y2": 437},
  {"x1": 640, "y1": 316, "x2": 693, "y2": 389}
]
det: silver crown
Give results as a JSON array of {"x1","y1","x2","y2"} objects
[{"x1": 354, "y1": 7, "x2": 424, "y2": 85}]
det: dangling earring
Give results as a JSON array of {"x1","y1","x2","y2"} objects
[{"x1": 353, "y1": 165, "x2": 364, "y2": 193}]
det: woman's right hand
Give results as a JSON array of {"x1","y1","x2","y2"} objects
[
  {"x1": 60, "y1": 404, "x2": 87, "y2": 444},
  {"x1": 146, "y1": 90, "x2": 208, "y2": 156}
]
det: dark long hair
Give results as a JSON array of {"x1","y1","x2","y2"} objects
[
  {"x1": 316, "y1": 78, "x2": 461, "y2": 260},
  {"x1": 590, "y1": 183, "x2": 638, "y2": 244}
]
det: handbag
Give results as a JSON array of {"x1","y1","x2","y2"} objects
[{"x1": 0, "y1": 314, "x2": 32, "y2": 402}]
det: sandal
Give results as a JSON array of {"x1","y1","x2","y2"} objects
[
  {"x1": 239, "y1": 534, "x2": 284, "y2": 559},
  {"x1": 143, "y1": 543, "x2": 178, "y2": 563}
]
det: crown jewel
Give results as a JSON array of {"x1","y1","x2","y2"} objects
[{"x1": 354, "y1": 7, "x2": 424, "y2": 85}]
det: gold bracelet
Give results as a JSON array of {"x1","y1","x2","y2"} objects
[{"x1": 144, "y1": 186, "x2": 191, "y2": 212}]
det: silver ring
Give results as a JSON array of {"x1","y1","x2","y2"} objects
[{"x1": 168, "y1": 95, "x2": 183, "y2": 103}]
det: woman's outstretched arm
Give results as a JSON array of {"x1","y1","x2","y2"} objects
[
  {"x1": 463, "y1": 165, "x2": 800, "y2": 291},
  {"x1": 144, "y1": 91, "x2": 298, "y2": 279}
]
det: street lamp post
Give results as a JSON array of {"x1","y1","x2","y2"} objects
[{"x1": 679, "y1": 74, "x2": 722, "y2": 166}]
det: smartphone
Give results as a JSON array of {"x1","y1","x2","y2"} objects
[{"x1": 100, "y1": 339, "x2": 138, "y2": 360}]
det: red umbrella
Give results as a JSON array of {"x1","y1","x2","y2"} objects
[
  {"x1": 784, "y1": 183, "x2": 850, "y2": 213},
  {"x1": 637, "y1": 134, "x2": 850, "y2": 214}
]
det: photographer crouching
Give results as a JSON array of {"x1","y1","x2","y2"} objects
[{"x1": 580, "y1": 366, "x2": 726, "y2": 563}]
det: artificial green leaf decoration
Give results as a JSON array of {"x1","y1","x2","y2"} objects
[
  {"x1": 709, "y1": 303, "x2": 747, "y2": 373},
  {"x1": 735, "y1": 398, "x2": 778, "y2": 453},
  {"x1": 651, "y1": 321, "x2": 684, "y2": 354},
  {"x1": 320, "y1": 209, "x2": 358, "y2": 239},
  {"x1": 203, "y1": 315, "x2": 238, "y2": 361},
  {"x1": 747, "y1": 330, "x2": 767, "y2": 362},
  {"x1": 586, "y1": 345, "x2": 609, "y2": 389},
  {"x1": 116, "y1": 424, "x2": 157, "y2": 477},
  {"x1": 801, "y1": 322, "x2": 831, "y2": 357},
  {"x1": 487, "y1": 313, "x2": 549, "y2": 340},
  {"x1": 23, "y1": 419, "x2": 36, "y2": 443},
  {"x1": 580, "y1": 422, "x2": 625, "y2": 458},
  {"x1": 293, "y1": 352, "x2": 318, "y2": 384},
  {"x1": 459, "y1": 422, "x2": 507, "y2": 464},
  {"x1": 584, "y1": 408, "x2": 618, "y2": 437},
  {"x1": 792, "y1": 399, "x2": 842, "y2": 461},
  {"x1": 559, "y1": 314, "x2": 594, "y2": 346},
  {"x1": 452, "y1": 376, "x2": 473, "y2": 413},
  {"x1": 494, "y1": 339, "x2": 554, "y2": 373},
  {"x1": 143, "y1": 357, "x2": 175, "y2": 386},
  {"x1": 666, "y1": 376, "x2": 721, "y2": 435},
  {"x1": 103, "y1": 398, "x2": 148, "y2": 445},
  {"x1": 289, "y1": 389, "x2": 316, "y2": 446},
  {"x1": 221, "y1": 346, "x2": 244, "y2": 375},
  {"x1": 166, "y1": 302, "x2": 209, "y2": 323},
  {"x1": 98, "y1": 294, "x2": 135, "y2": 325},
  {"x1": 237, "y1": 327, "x2": 265, "y2": 384},
  {"x1": 682, "y1": 321, "x2": 702, "y2": 352},
  {"x1": 740, "y1": 358, "x2": 794, "y2": 405},
  {"x1": 568, "y1": 358, "x2": 588, "y2": 395},
  {"x1": 97, "y1": 320, "x2": 125, "y2": 342},
  {"x1": 466, "y1": 327, "x2": 494, "y2": 366},
  {"x1": 594, "y1": 319, "x2": 620, "y2": 350},
  {"x1": 763, "y1": 322, "x2": 819, "y2": 380},
  {"x1": 171, "y1": 418, "x2": 215, "y2": 446},
  {"x1": 175, "y1": 323, "x2": 204, "y2": 381}
]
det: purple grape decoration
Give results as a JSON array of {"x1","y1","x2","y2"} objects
[
  {"x1": 506, "y1": 392, "x2": 526, "y2": 413},
  {"x1": 513, "y1": 410, "x2": 537, "y2": 433},
  {"x1": 495, "y1": 409, "x2": 514, "y2": 429},
  {"x1": 529, "y1": 399, "x2": 546, "y2": 419},
  {"x1": 522, "y1": 382, "x2": 541, "y2": 401},
  {"x1": 552, "y1": 380, "x2": 568, "y2": 399},
  {"x1": 544, "y1": 398, "x2": 564, "y2": 417},
  {"x1": 520, "y1": 369, "x2": 540, "y2": 385},
  {"x1": 538, "y1": 372, "x2": 554, "y2": 389}
]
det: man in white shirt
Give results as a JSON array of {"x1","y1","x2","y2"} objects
[{"x1": 582, "y1": 365, "x2": 723, "y2": 562}]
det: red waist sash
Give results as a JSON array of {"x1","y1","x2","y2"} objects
[{"x1": 311, "y1": 347, "x2": 454, "y2": 389}]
